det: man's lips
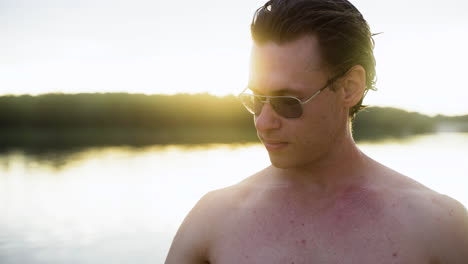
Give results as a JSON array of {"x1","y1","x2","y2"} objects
[{"x1": 261, "y1": 139, "x2": 289, "y2": 151}]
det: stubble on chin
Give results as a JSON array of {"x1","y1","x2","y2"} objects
[{"x1": 268, "y1": 144, "x2": 330, "y2": 170}]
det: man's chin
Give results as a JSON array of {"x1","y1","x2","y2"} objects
[
  {"x1": 268, "y1": 155, "x2": 296, "y2": 169},
  {"x1": 268, "y1": 153, "x2": 320, "y2": 170}
]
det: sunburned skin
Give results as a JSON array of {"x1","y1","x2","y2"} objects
[
  {"x1": 165, "y1": 158, "x2": 468, "y2": 264},
  {"x1": 205, "y1": 176, "x2": 452, "y2": 264}
]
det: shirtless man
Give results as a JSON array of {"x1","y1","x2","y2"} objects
[{"x1": 165, "y1": 0, "x2": 468, "y2": 263}]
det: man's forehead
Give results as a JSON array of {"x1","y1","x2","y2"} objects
[
  {"x1": 250, "y1": 35, "x2": 324, "y2": 72},
  {"x1": 248, "y1": 84, "x2": 305, "y2": 96}
]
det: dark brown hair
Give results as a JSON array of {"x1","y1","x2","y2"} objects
[{"x1": 251, "y1": 0, "x2": 377, "y2": 118}]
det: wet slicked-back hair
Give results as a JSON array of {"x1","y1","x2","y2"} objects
[{"x1": 251, "y1": 0, "x2": 376, "y2": 118}]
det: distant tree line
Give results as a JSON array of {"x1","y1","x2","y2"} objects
[
  {"x1": 0, "y1": 93, "x2": 251, "y2": 128},
  {"x1": 0, "y1": 93, "x2": 466, "y2": 147}
]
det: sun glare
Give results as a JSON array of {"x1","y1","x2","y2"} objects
[{"x1": 0, "y1": 0, "x2": 467, "y2": 115}]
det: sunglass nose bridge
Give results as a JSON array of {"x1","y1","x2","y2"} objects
[{"x1": 258, "y1": 96, "x2": 270, "y2": 104}]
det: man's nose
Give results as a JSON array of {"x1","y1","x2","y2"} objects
[{"x1": 254, "y1": 102, "x2": 281, "y2": 131}]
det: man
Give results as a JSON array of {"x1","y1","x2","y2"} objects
[{"x1": 166, "y1": 0, "x2": 468, "y2": 263}]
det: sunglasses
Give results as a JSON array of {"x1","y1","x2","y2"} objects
[{"x1": 239, "y1": 77, "x2": 338, "y2": 119}]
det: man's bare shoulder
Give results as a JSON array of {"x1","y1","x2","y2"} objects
[
  {"x1": 372, "y1": 164, "x2": 468, "y2": 262},
  {"x1": 375, "y1": 164, "x2": 465, "y2": 217},
  {"x1": 165, "y1": 169, "x2": 267, "y2": 264},
  {"x1": 371, "y1": 163, "x2": 466, "y2": 221},
  {"x1": 399, "y1": 186, "x2": 468, "y2": 263},
  {"x1": 198, "y1": 167, "x2": 271, "y2": 211},
  {"x1": 400, "y1": 184, "x2": 468, "y2": 262}
]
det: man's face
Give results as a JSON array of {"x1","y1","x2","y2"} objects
[{"x1": 248, "y1": 35, "x2": 348, "y2": 169}]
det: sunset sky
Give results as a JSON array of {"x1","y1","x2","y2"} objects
[{"x1": 1, "y1": 0, "x2": 467, "y2": 116}]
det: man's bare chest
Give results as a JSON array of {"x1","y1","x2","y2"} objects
[{"x1": 208, "y1": 189, "x2": 429, "y2": 263}]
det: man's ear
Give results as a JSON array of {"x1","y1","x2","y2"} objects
[{"x1": 341, "y1": 65, "x2": 366, "y2": 108}]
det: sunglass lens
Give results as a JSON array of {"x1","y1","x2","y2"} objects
[
  {"x1": 240, "y1": 94, "x2": 260, "y2": 115},
  {"x1": 240, "y1": 94, "x2": 302, "y2": 118},
  {"x1": 271, "y1": 97, "x2": 302, "y2": 118}
]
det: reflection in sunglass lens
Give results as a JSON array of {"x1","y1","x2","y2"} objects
[
  {"x1": 239, "y1": 94, "x2": 258, "y2": 115},
  {"x1": 271, "y1": 97, "x2": 302, "y2": 118},
  {"x1": 253, "y1": 96, "x2": 264, "y2": 115}
]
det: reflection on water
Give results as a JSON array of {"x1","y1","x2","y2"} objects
[
  {"x1": 0, "y1": 144, "x2": 268, "y2": 264},
  {"x1": 0, "y1": 133, "x2": 467, "y2": 264}
]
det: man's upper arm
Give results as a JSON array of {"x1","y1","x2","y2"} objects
[
  {"x1": 436, "y1": 196, "x2": 468, "y2": 263},
  {"x1": 165, "y1": 191, "x2": 219, "y2": 264}
]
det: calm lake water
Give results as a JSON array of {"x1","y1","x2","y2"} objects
[{"x1": 1, "y1": 133, "x2": 467, "y2": 264}]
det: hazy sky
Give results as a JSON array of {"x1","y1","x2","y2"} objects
[{"x1": 1, "y1": 0, "x2": 467, "y2": 115}]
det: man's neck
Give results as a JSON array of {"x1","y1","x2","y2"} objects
[{"x1": 270, "y1": 134, "x2": 371, "y2": 197}]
